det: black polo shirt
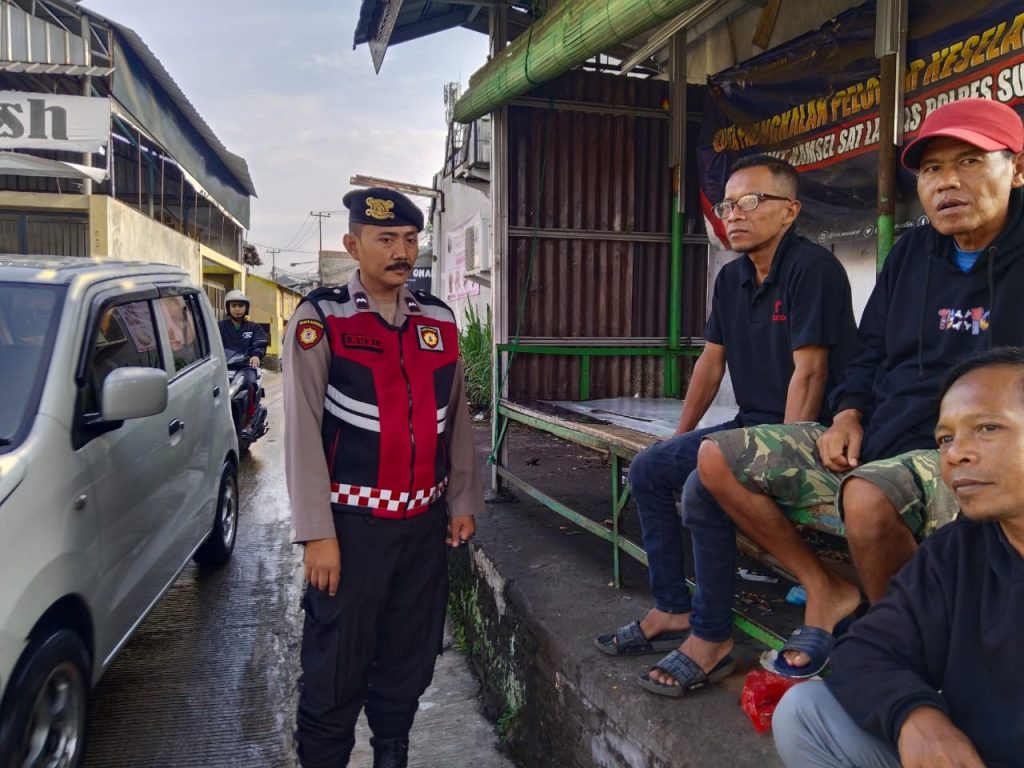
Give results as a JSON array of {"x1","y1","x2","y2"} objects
[{"x1": 704, "y1": 227, "x2": 857, "y2": 426}]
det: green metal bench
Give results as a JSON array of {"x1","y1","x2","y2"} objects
[{"x1": 491, "y1": 398, "x2": 846, "y2": 650}]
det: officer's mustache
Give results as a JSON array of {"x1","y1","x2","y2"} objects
[{"x1": 385, "y1": 261, "x2": 412, "y2": 271}]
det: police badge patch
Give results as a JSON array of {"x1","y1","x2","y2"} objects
[
  {"x1": 296, "y1": 318, "x2": 325, "y2": 350},
  {"x1": 417, "y1": 325, "x2": 444, "y2": 352}
]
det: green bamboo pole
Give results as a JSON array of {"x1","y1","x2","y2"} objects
[{"x1": 453, "y1": 0, "x2": 704, "y2": 123}]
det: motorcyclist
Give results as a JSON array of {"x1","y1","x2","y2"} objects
[{"x1": 218, "y1": 290, "x2": 267, "y2": 435}]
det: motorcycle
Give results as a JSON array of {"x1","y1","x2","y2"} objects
[{"x1": 225, "y1": 350, "x2": 269, "y2": 452}]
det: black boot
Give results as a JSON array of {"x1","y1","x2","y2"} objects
[{"x1": 370, "y1": 737, "x2": 409, "y2": 768}]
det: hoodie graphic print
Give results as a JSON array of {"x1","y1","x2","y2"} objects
[{"x1": 831, "y1": 188, "x2": 1024, "y2": 462}]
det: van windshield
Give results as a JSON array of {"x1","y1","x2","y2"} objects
[{"x1": 0, "y1": 283, "x2": 64, "y2": 451}]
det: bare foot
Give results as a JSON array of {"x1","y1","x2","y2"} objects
[
  {"x1": 782, "y1": 572, "x2": 862, "y2": 670},
  {"x1": 648, "y1": 635, "x2": 733, "y2": 687}
]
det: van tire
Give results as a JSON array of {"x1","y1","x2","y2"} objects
[
  {"x1": 0, "y1": 629, "x2": 91, "y2": 768},
  {"x1": 193, "y1": 461, "x2": 238, "y2": 566}
]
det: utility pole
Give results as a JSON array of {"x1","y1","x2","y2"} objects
[
  {"x1": 267, "y1": 247, "x2": 281, "y2": 282},
  {"x1": 310, "y1": 211, "x2": 332, "y2": 253}
]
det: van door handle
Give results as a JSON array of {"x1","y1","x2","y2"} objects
[
  {"x1": 213, "y1": 385, "x2": 221, "y2": 397},
  {"x1": 168, "y1": 418, "x2": 185, "y2": 436}
]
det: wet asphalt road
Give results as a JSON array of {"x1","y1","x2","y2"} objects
[
  {"x1": 80, "y1": 372, "x2": 513, "y2": 768},
  {"x1": 84, "y1": 373, "x2": 303, "y2": 768}
]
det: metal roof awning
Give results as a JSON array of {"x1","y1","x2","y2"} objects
[
  {"x1": 353, "y1": 0, "x2": 492, "y2": 73},
  {"x1": 352, "y1": 0, "x2": 744, "y2": 122}
]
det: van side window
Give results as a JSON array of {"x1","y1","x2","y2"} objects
[
  {"x1": 84, "y1": 301, "x2": 162, "y2": 413},
  {"x1": 156, "y1": 294, "x2": 208, "y2": 372}
]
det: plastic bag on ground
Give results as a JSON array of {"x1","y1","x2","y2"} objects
[{"x1": 740, "y1": 669, "x2": 807, "y2": 733}]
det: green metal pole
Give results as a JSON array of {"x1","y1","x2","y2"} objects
[
  {"x1": 580, "y1": 354, "x2": 591, "y2": 401},
  {"x1": 877, "y1": 53, "x2": 898, "y2": 272},
  {"x1": 490, "y1": 351, "x2": 504, "y2": 467},
  {"x1": 611, "y1": 454, "x2": 622, "y2": 588},
  {"x1": 668, "y1": 194, "x2": 683, "y2": 396},
  {"x1": 877, "y1": 214, "x2": 894, "y2": 272}
]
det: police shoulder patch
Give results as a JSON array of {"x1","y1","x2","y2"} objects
[
  {"x1": 295, "y1": 318, "x2": 325, "y2": 350},
  {"x1": 417, "y1": 324, "x2": 444, "y2": 352}
]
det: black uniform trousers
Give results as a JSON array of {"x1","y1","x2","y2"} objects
[{"x1": 295, "y1": 500, "x2": 448, "y2": 768}]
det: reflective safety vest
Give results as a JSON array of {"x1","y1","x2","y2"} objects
[{"x1": 307, "y1": 285, "x2": 459, "y2": 519}]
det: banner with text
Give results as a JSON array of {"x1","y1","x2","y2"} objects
[
  {"x1": 0, "y1": 91, "x2": 109, "y2": 152},
  {"x1": 697, "y1": 1, "x2": 1024, "y2": 247}
]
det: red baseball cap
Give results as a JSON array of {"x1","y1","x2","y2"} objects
[{"x1": 901, "y1": 98, "x2": 1024, "y2": 169}]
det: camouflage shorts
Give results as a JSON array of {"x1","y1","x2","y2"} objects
[{"x1": 705, "y1": 422, "x2": 958, "y2": 539}]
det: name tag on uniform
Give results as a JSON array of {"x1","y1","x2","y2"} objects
[{"x1": 343, "y1": 333, "x2": 383, "y2": 353}]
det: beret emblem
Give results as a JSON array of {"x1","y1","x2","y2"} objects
[{"x1": 365, "y1": 197, "x2": 396, "y2": 221}]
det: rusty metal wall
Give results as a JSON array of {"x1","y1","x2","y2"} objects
[{"x1": 505, "y1": 71, "x2": 707, "y2": 401}]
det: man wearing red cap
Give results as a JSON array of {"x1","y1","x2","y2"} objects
[{"x1": 687, "y1": 98, "x2": 1024, "y2": 680}]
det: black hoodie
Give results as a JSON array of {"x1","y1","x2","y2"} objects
[{"x1": 830, "y1": 187, "x2": 1024, "y2": 462}]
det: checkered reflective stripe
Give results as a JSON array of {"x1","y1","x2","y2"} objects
[{"x1": 330, "y1": 478, "x2": 448, "y2": 513}]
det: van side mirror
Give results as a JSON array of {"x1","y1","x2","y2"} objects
[{"x1": 101, "y1": 367, "x2": 169, "y2": 422}]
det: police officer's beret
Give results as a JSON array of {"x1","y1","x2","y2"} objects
[{"x1": 342, "y1": 187, "x2": 424, "y2": 231}]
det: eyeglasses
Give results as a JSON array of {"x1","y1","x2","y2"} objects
[{"x1": 712, "y1": 192, "x2": 793, "y2": 219}]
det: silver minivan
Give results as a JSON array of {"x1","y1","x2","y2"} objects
[{"x1": 0, "y1": 257, "x2": 240, "y2": 767}]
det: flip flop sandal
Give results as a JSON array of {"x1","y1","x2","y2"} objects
[
  {"x1": 773, "y1": 625, "x2": 835, "y2": 679},
  {"x1": 593, "y1": 620, "x2": 688, "y2": 657},
  {"x1": 638, "y1": 650, "x2": 736, "y2": 698}
]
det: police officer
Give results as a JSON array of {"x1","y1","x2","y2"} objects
[
  {"x1": 218, "y1": 290, "x2": 267, "y2": 435},
  {"x1": 283, "y1": 187, "x2": 481, "y2": 768}
]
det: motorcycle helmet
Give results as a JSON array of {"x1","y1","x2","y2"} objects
[{"x1": 224, "y1": 289, "x2": 250, "y2": 315}]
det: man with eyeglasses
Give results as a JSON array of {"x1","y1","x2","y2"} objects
[
  {"x1": 596, "y1": 155, "x2": 858, "y2": 698},
  {"x1": 696, "y1": 98, "x2": 1024, "y2": 680}
]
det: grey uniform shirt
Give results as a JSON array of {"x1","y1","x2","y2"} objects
[{"x1": 283, "y1": 271, "x2": 482, "y2": 543}]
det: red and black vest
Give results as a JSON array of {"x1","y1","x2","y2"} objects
[{"x1": 306, "y1": 285, "x2": 460, "y2": 519}]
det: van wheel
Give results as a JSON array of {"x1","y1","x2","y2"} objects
[
  {"x1": 0, "y1": 630, "x2": 90, "y2": 768},
  {"x1": 193, "y1": 461, "x2": 238, "y2": 566}
]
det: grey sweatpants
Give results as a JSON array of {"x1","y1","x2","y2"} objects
[{"x1": 772, "y1": 681, "x2": 901, "y2": 768}]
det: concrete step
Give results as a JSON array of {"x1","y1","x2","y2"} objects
[{"x1": 450, "y1": 485, "x2": 785, "y2": 768}]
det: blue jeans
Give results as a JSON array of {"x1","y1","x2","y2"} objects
[
  {"x1": 773, "y1": 681, "x2": 900, "y2": 767},
  {"x1": 682, "y1": 469, "x2": 738, "y2": 643},
  {"x1": 630, "y1": 419, "x2": 739, "y2": 628}
]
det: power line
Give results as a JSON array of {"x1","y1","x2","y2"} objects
[
  {"x1": 280, "y1": 214, "x2": 313, "y2": 252},
  {"x1": 287, "y1": 217, "x2": 321, "y2": 252},
  {"x1": 246, "y1": 241, "x2": 317, "y2": 254},
  {"x1": 266, "y1": 247, "x2": 280, "y2": 282},
  {"x1": 310, "y1": 211, "x2": 332, "y2": 253}
]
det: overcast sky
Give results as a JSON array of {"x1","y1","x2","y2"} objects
[{"x1": 82, "y1": 1, "x2": 489, "y2": 279}]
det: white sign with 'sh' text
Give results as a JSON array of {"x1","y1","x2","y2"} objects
[{"x1": 0, "y1": 91, "x2": 110, "y2": 152}]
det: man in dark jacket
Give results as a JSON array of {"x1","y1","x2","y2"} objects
[
  {"x1": 218, "y1": 290, "x2": 267, "y2": 433},
  {"x1": 772, "y1": 347, "x2": 1024, "y2": 768},
  {"x1": 695, "y1": 98, "x2": 1024, "y2": 678}
]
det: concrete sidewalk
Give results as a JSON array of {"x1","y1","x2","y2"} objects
[
  {"x1": 348, "y1": 625, "x2": 516, "y2": 768},
  {"x1": 450, "y1": 424, "x2": 786, "y2": 768}
]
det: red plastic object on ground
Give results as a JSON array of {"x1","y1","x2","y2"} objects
[{"x1": 740, "y1": 669, "x2": 806, "y2": 733}]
